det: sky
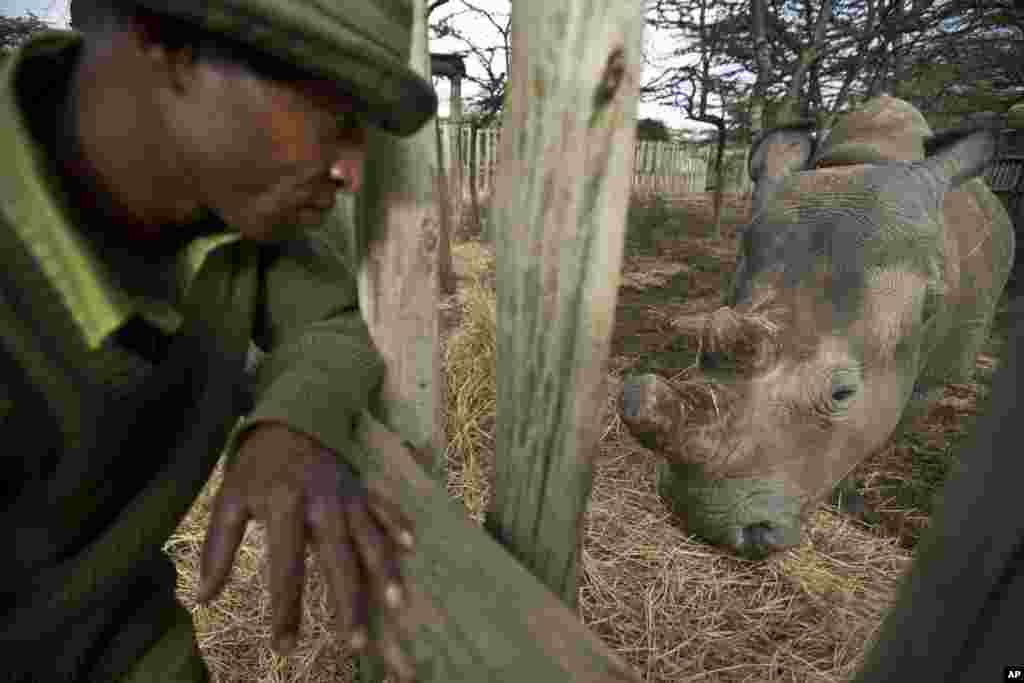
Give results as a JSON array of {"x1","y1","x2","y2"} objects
[{"x1": 2, "y1": 0, "x2": 717, "y2": 133}]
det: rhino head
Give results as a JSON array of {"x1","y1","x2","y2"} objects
[{"x1": 621, "y1": 103, "x2": 1001, "y2": 559}]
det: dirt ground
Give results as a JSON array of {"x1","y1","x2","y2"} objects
[{"x1": 168, "y1": 192, "x2": 1016, "y2": 682}]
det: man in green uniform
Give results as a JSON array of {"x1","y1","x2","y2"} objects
[{"x1": 1, "y1": 1, "x2": 437, "y2": 680}]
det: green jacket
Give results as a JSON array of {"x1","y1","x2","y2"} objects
[{"x1": 1, "y1": 32, "x2": 385, "y2": 679}]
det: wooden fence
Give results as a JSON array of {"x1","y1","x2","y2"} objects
[
  {"x1": 436, "y1": 120, "x2": 1019, "y2": 206},
  {"x1": 437, "y1": 122, "x2": 751, "y2": 200},
  {"x1": 631, "y1": 140, "x2": 708, "y2": 197}
]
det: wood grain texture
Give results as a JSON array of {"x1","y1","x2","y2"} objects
[
  {"x1": 347, "y1": 2, "x2": 644, "y2": 679},
  {"x1": 488, "y1": 0, "x2": 644, "y2": 608},
  {"x1": 347, "y1": 413, "x2": 641, "y2": 682},
  {"x1": 354, "y1": 0, "x2": 446, "y2": 481}
]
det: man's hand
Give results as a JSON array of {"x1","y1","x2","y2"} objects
[{"x1": 197, "y1": 422, "x2": 416, "y2": 680}]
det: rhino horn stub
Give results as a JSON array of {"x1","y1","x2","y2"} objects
[
  {"x1": 620, "y1": 374, "x2": 694, "y2": 460},
  {"x1": 701, "y1": 306, "x2": 779, "y2": 372},
  {"x1": 704, "y1": 307, "x2": 746, "y2": 353}
]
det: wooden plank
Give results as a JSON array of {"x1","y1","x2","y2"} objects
[
  {"x1": 488, "y1": 0, "x2": 644, "y2": 608},
  {"x1": 342, "y1": 413, "x2": 642, "y2": 682}
]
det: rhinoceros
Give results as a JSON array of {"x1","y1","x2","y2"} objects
[{"x1": 619, "y1": 96, "x2": 1015, "y2": 559}]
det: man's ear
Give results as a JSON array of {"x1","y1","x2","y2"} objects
[
  {"x1": 748, "y1": 121, "x2": 817, "y2": 216},
  {"x1": 127, "y1": 11, "x2": 201, "y2": 94}
]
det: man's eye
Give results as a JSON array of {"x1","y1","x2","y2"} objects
[{"x1": 337, "y1": 111, "x2": 364, "y2": 137}]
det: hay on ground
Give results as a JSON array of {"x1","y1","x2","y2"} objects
[{"x1": 442, "y1": 279, "x2": 497, "y2": 521}]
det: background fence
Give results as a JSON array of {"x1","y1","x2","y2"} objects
[
  {"x1": 436, "y1": 121, "x2": 1023, "y2": 210},
  {"x1": 437, "y1": 121, "x2": 752, "y2": 201}
]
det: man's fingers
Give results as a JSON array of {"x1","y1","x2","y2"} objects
[
  {"x1": 266, "y1": 486, "x2": 307, "y2": 655},
  {"x1": 309, "y1": 497, "x2": 363, "y2": 645},
  {"x1": 346, "y1": 500, "x2": 406, "y2": 611},
  {"x1": 198, "y1": 490, "x2": 250, "y2": 603},
  {"x1": 365, "y1": 491, "x2": 416, "y2": 552},
  {"x1": 349, "y1": 578, "x2": 370, "y2": 652},
  {"x1": 374, "y1": 626, "x2": 416, "y2": 683}
]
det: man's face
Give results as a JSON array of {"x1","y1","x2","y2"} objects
[{"x1": 168, "y1": 58, "x2": 367, "y2": 241}]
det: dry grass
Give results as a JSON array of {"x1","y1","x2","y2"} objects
[
  {"x1": 165, "y1": 193, "x2": 991, "y2": 681},
  {"x1": 442, "y1": 275, "x2": 497, "y2": 522},
  {"x1": 167, "y1": 459, "x2": 359, "y2": 683}
]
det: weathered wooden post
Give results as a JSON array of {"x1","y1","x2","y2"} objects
[
  {"x1": 353, "y1": 0, "x2": 446, "y2": 484},
  {"x1": 341, "y1": 0, "x2": 643, "y2": 680},
  {"x1": 488, "y1": 0, "x2": 645, "y2": 608},
  {"x1": 430, "y1": 52, "x2": 466, "y2": 294}
]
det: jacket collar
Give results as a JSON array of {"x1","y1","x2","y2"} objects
[{"x1": 0, "y1": 31, "x2": 239, "y2": 350}]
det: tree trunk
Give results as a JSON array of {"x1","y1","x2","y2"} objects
[
  {"x1": 487, "y1": 0, "x2": 644, "y2": 609},
  {"x1": 750, "y1": 0, "x2": 771, "y2": 137},
  {"x1": 778, "y1": 0, "x2": 833, "y2": 125},
  {"x1": 711, "y1": 123, "x2": 726, "y2": 239}
]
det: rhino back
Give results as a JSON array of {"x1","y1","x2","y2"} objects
[{"x1": 916, "y1": 177, "x2": 1014, "y2": 391}]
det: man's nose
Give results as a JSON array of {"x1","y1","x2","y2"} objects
[
  {"x1": 330, "y1": 148, "x2": 365, "y2": 194},
  {"x1": 329, "y1": 123, "x2": 368, "y2": 193}
]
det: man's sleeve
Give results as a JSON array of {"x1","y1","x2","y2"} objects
[{"x1": 225, "y1": 211, "x2": 385, "y2": 460}]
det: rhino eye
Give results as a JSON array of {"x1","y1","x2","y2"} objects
[
  {"x1": 701, "y1": 351, "x2": 728, "y2": 370},
  {"x1": 832, "y1": 386, "x2": 857, "y2": 402}
]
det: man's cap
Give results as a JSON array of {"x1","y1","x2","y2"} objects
[
  {"x1": 1009, "y1": 102, "x2": 1024, "y2": 130},
  {"x1": 133, "y1": 0, "x2": 438, "y2": 137}
]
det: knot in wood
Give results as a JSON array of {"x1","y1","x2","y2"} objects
[{"x1": 593, "y1": 48, "x2": 626, "y2": 112}]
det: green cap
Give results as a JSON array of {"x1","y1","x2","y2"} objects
[
  {"x1": 133, "y1": 0, "x2": 437, "y2": 136},
  {"x1": 1009, "y1": 102, "x2": 1024, "y2": 130}
]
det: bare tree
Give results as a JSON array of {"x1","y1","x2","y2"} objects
[
  {"x1": 1, "y1": 13, "x2": 51, "y2": 54},
  {"x1": 648, "y1": 0, "x2": 1020, "y2": 135},
  {"x1": 429, "y1": 0, "x2": 510, "y2": 123},
  {"x1": 776, "y1": 0, "x2": 833, "y2": 123},
  {"x1": 750, "y1": 0, "x2": 771, "y2": 136},
  {"x1": 645, "y1": 0, "x2": 750, "y2": 237}
]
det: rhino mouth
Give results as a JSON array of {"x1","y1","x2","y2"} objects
[{"x1": 656, "y1": 461, "x2": 804, "y2": 560}]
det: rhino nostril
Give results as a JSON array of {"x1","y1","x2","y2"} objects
[{"x1": 740, "y1": 522, "x2": 787, "y2": 557}]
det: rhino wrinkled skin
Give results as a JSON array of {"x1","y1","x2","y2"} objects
[{"x1": 620, "y1": 96, "x2": 1015, "y2": 559}]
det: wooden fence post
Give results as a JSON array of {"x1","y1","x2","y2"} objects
[
  {"x1": 353, "y1": 0, "x2": 446, "y2": 484},
  {"x1": 340, "y1": 1, "x2": 643, "y2": 680},
  {"x1": 488, "y1": 0, "x2": 644, "y2": 608}
]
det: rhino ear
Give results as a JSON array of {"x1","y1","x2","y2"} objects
[
  {"x1": 918, "y1": 127, "x2": 998, "y2": 190},
  {"x1": 748, "y1": 120, "x2": 817, "y2": 215},
  {"x1": 748, "y1": 120, "x2": 818, "y2": 184}
]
